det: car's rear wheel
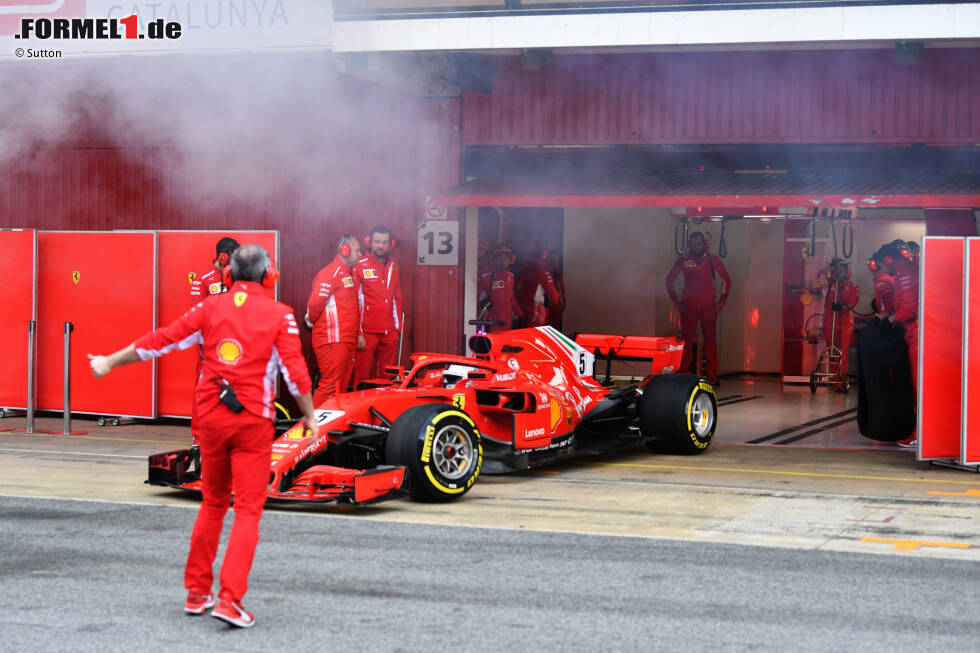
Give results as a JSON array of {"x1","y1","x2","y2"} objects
[
  {"x1": 385, "y1": 403, "x2": 483, "y2": 502},
  {"x1": 639, "y1": 375, "x2": 717, "y2": 455}
]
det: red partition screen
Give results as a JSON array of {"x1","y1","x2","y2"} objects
[
  {"x1": 962, "y1": 238, "x2": 980, "y2": 466},
  {"x1": 37, "y1": 232, "x2": 157, "y2": 417},
  {"x1": 918, "y1": 237, "x2": 964, "y2": 461},
  {"x1": 156, "y1": 231, "x2": 279, "y2": 418},
  {"x1": 0, "y1": 230, "x2": 36, "y2": 409}
]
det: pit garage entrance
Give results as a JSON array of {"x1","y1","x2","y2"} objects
[{"x1": 435, "y1": 146, "x2": 980, "y2": 450}]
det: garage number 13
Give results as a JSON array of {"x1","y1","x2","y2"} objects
[{"x1": 422, "y1": 231, "x2": 454, "y2": 255}]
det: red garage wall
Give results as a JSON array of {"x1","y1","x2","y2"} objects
[
  {"x1": 464, "y1": 48, "x2": 980, "y2": 145},
  {"x1": 0, "y1": 62, "x2": 463, "y2": 370}
]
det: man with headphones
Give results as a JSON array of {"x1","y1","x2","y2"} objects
[
  {"x1": 665, "y1": 231, "x2": 732, "y2": 385},
  {"x1": 515, "y1": 239, "x2": 562, "y2": 328},
  {"x1": 88, "y1": 245, "x2": 317, "y2": 628},
  {"x1": 187, "y1": 237, "x2": 241, "y2": 444},
  {"x1": 190, "y1": 237, "x2": 240, "y2": 304},
  {"x1": 867, "y1": 250, "x2": 895, "y2": 317},
  {"x1": 307, "y1": 234, "x2": 363, "y2": 403},
  {"x1": 478, "y1": 246, "x2": 523, "y2": 332},
  {"x1": 876, "y1": 240, "x2": 920, "y2": 447},
  {"x1": 353, "y1": 225, "x2": 403, "y2": 386}
]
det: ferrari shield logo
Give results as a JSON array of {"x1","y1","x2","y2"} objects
[
  {"x1": 72, "y1": 271, "x2": 80, "y2": 285},
  {"x1": 188, "y1": 272, "x2": 196, "y2": 285},
  {"x1": 234, "y1": 292, "x2": 248, "y2": 307}
]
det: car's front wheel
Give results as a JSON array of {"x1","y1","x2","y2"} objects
[
  {"x1": 385, "y1": 403, "x2": 483, "y2": 501},
  {"x1": 639, "y1": 375, "x2": 717, "y2": 455}
]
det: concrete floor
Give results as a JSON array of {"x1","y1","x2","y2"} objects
[{"x1": 1, "y1": 379, "x2": 978, "y2": 561}]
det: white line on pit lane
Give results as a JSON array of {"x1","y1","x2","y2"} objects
[{"x1": 0, "y1": 447, "x2": 144, "y2": 459}]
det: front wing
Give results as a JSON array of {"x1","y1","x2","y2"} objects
[{"x1": 147, "y1": 448, "x2": 407, "y2": 505}]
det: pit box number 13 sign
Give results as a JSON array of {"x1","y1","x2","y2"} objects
[{"x1": 417, "y1": 220, "x2": 459, "y2": 266}]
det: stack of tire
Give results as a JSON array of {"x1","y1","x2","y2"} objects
[{"x1": 856, "y1": 319, "x2": 915, "y2": 441}]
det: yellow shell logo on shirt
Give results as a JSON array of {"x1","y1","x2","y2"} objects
[
  {"x1": 217, "y1": 339, "x2": 243, "y2": 364},
  {"x1": 234, "y1": 291, "x2": 248, "y2": 307}
]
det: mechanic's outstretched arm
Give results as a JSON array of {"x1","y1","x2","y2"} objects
[{"x1": 88, "y1": 344, "x2": 140, "y2": 379}]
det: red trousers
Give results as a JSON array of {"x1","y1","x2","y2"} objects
[
  {"x1": 679, "y1": 304, "x2": 719, "y2": 382},
  {"x1": 313, "y1": 340, "x2": 355, "y2": 405},
  {"x1": 191, "y1": 353, "x2": 204, "y2": 444},
  {"x1": 185, "y1": 406, "x2": 272, "y2": 603},
  {"x1": 353, "y1": 331, "x2": 399, "y2": 386}
]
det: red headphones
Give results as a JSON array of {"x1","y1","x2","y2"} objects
[
  {"x1": 215, "y1": 251, "x2": 230, "y2": 267},
  {"x1": 222, "y1": 263, "x2": 279, "y2": 289},
  {"x1": 340, "y1": 243, "x2": 352, "y2": 258},
  {"x1": 867, "y1": 257, "x2": 879, "y2": 272}
]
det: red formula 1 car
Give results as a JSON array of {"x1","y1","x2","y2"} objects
[{"x1": 148, "y1": 325, "x2": 717, "y2": 504}]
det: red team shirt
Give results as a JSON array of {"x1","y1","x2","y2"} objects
[
  {"x1": 665, "y1": 252, "x2": 732, "y2": 307},
  {"x1": 354, "y1": 252, "x2": 402, "y2": 335},
  {"x1": 135, "y1": 281, "x2": 311, "y2": 421},
  {"x1": 307, "y1": 257, "x2": 360, "y2": 344}
]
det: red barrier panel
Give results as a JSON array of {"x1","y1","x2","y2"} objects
[
  {"x1": 918, "y1": 237, "x2": 964, "y2": 461},
  {"x1": 962, "y1": 238, "x2": 980, "y2": 466},
  {"x1": 156, "y1": 231, "x2": 279, "y2": 418},
  {"x1": 37, "y1": 232, "x2": 157, "y2": 417},
  {"x1": 0, "y1": 230, "x2": 36, "y2": 409}
]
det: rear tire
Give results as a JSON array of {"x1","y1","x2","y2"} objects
[
  {"x1": 640, "y1": 375, "x2": 717, "y2": 455},
  {"x1": 385, "y1": 403, "x2": 483, "y2": 502},
  {"x1": 809, "y1": 374, "x2": 818, "y2": 394}
]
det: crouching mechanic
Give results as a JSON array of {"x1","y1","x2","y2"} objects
[
  {"x1": 307, "y1": 234, "x2": 363, "y2": 403},
  {"x1": 88, "y1": 245, "x2": 317, "y2": 629},
  {"x1": 353, "y1": 225, "x2": 402, "y2": 386}
]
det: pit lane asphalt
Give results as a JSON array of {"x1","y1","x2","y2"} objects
[{"x1": 1, "y1": 417, "x2": 979, "y2": 649}]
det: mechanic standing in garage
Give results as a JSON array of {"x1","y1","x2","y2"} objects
[
  {"x1": 187, "y1": 237, "x2": 240, "y2": 445},
  {"x1": 353, "y1": 225, "x2": 403, "y2": 386},
  {"x1": 307, "y1": 234, "x2": 363, "y2": 403},
  {"x1": 516, "y1": 240, "x2": 562, "y2": 328},
  {"x1": 88, "y1": 245, "x2": 318, "y2": 629},
  {"x1": 665, "y1": 231, "x2": 732, "y2": 385},
  {"x1": 878, "y1": 240, "x2": 920, "y2": 447},
  {"x1": 478, "y1": 246, "x2": 523, "y2": 332}
]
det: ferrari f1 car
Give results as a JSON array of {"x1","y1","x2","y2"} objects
[{"x1": 148, "y1": 325, "x2": 717, "y2": 505}]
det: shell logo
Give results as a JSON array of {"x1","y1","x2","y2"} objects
[
  {"x1": 550, "y1": 398, "x2": 562, "y2": 432},
  {"x1": 217, "y1": 339, "x2": 243, "y2": 365}
]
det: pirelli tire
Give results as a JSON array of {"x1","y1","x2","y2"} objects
[
  {"x1": 385, "y1": 403, "x2": 483, "y2": 502},
  {"x1": 639, "y1": 374, "x2": 717, "y2": 455}
]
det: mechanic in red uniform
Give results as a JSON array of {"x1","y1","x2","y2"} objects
[
  {"x1": 307, "y1": 234, "x2": 363, "y2": 404},
  {"x1": 665, "y1": 231, "x2": 732, "y2": 385},
  {"x1": 544, "y1": 242, "x2": 566, "y2": 330},
  {"x1": 353, "y1": 225, "x2": 403, "y2": 385},
  {"x1": 188, "y1": 237, "x2": 240, "y2": 444},
  {"x1": 516, "y1": 242, "x2": 561, "y2": 328},
  {"x1": 88, "y1": 245, "x2": 317, "y2": 629},
  {"x1": 821, "y1": 259, "x2": 861, "y2": 390},
  {"x1": 478, "y1": 246, "x2": 523, "y2": 332},
  {"x1": 868, "y1": 251, "x2": 895, "y2": 317},
  {"x1": 879, "y1": 241, "x2": 920, "y2": 447}
]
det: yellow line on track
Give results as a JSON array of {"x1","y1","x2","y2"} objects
[
  {"x1": 591, "y1": 461, "x2": 980, "y2": 486},
  {"x1": 861, "y1": 537, "x2": 971, "y2": 551}
]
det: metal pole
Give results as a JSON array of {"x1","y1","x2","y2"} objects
[
  {"x1": 26, "y1": 321, "x2": 36, "y2": 434},
  {"x1": 397, "y1": 311, "x2": 406, "y2": 364},
  {"x1": 63, "y1": 321, "x2": 74, "y2": 436}
]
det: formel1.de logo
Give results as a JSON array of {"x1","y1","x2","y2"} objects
[{"x1": 0, "y1": 1, "x2": 87, "y2": 37}]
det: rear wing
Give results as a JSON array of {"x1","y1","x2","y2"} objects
[{"x1": 574, "y1": 334, "x2": 685, "y2": 383}]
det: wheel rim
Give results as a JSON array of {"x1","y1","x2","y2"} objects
[
  {"x1": 691, "y1": 393, "x2": 715, "y2": 437},
  {"x1": 431, "y1": 424, "x2": 475, "y2": 480}
]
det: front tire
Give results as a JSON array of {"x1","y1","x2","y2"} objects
[
  {"x1": 385, "y1": 404, "x2": 483, "y2": 502},
  {"x1": 639, "y1": 375, "x2": 717, "y2": 455}
]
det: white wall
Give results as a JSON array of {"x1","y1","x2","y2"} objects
[{"x1": 563, "y1": 210, "x2": 786, "y2": 375}]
